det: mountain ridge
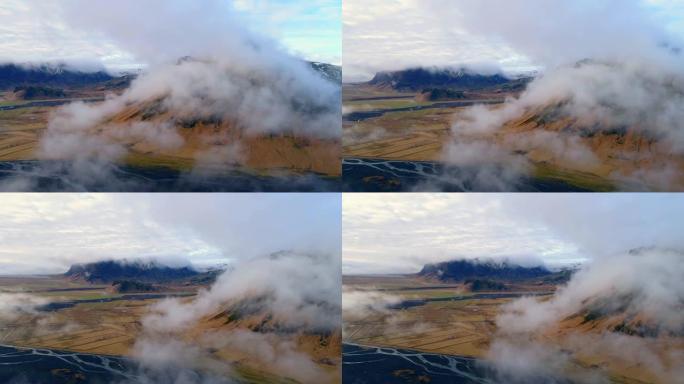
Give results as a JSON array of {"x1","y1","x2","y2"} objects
[
  {"x1": 419, "y1": 258, "x2": 553, "y2": 282},
  {"x1": 64, "y1": 259, "x2": 199, "y2": 283},
  {"x1": 368, "y1": 67, "x2": 514, "y2": 91}
]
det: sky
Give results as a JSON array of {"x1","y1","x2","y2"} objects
[
  {"x1": 343, "y1": 0, "x2": 684, "y2": 82},
  {"x1": 343, "y1": 193, "x2": 684, "y2": 275},
  {"x1": 0, "y1": 194, "x2": 341, "y2": 275},
  {"x1": 0, "y1": 0, "x2": 341, "y2": 71}
]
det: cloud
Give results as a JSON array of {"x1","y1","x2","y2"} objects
[
  {"x1": 445, "y1": 60, "x2": 684, "y2": 189},
  {"x1": 342, "y1": 0, "x2": 531, "y2": 81},
  {"x1": 136, "y1": 251, "x2": 341, "y2": 383},
  {"x1": 343, "y1": 194, "x2": 684, "y2": 274},
  {"x1": 127, "y1": 338, "x2": 234, "y2": 384},
  {"x1": 204, "y1": 330, "x2": 330, "y2": 383},
  {"x1": 0, "y1": 293, "x2": 49, "y2": 321},
  {"x1": 342, "y1": 289, "x2": 400, "y2": 320},
  {"x1": 488, "y1": 248, "x2": 684, "y2": 382},
  {"x1": 343, "y1": 0, "x2": 684, "y2": 81},
  {"x1": 450, "y1": 0, "x2": 678, "y2": 69},
  {"x1": 0, "y1": 1, "x2": 340, "y2": 191},
  {"x1": 0, "y1": 194, "x2": 340, "y2": 275},
  {"x1": 436, "y1": 139, "x2": 532, "y2": 192},
  {"x1": 439, "y1": 0, "x2": 684, "y2": 190},
  {"x1": 143, "y1": 252, "x2": 340, "y2": 332},
  {"x1": 497, "y1": 248, "x2": 684, "y2": 335},
  {"x1": 0, "y1": 0, "x2": 339, "y2": 69}
]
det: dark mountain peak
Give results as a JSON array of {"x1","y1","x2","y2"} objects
[
  {"x1": 419, "y1": 258, "x2": 552, "y2": 282},
  {"x1": 368, "y1": 66, "x2": 511, "y2": 91},
  {"x1": 309, "y1": 62, "x2": 341, "y2": 83},
  {"x1": 0, "y1": 62, "x2": 114, "y2": 90},
  {"x1": 65, "y1": 259, "x2": 198, "y2": 284}
]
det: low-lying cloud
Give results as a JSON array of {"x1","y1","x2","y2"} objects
[
  {"x1": 487, "y1": 248, "x2": 684, "y2": 382},
  {"x1": 135, "y1": 251, "x2": 340, "y2": 383},
  {"x1": 144, "y1": 252, "x2": 340, "y2": 332},
  {"x1": 0, "y1": 293, "x2": 49, "y2": 321},
  {"x1": 440, "y1": 0, "x2": 684, "y2": 190},
  {"x1": 342, "y1": 289, "x2": 401, "y2": 320},
  {"x1": 2, "y1": 0, "x2": 340, "y2": 191}
]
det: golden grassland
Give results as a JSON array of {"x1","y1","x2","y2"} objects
[
  {"x1": 0, "y1": 107, "x2": 48, "y2": 161},
  {"x1": 0, "y1": 276, "x2": 340, "y2": 384},
  {"x1": 344, "y1": 276, "x2": 508, "y2": 357},
  {"x1": 0, "y1": 277, "x2": 173, "y2": 355},
  {"x1": 0, "y1": 94, "x2": 341, "y2": 177},
  {"x1": 342, "y1": 83, "x2": 684, "y2": 190}
]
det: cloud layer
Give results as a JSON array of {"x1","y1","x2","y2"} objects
[
  {"x1": 0, "y1": 194, "x2": 340, "y2": 275},
  {"x1": 0, "y1": 0, "x2": 340, "y2": 70},
  {"x1": 343, "y1": 194, "x2": 684, "y2": 274},
  {"x1": 343, "y1": 0, "x2": 683, "y2": 81}
]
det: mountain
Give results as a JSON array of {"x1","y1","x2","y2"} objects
[
  {"x1": 494, "y1": 100, "x2": 684, "y2": 189},
  {"x1": 419, "y1": 258, "x2": 552, "y2": 282},
  {"x1": 0, "y1": 63, "x2": 113, "y2": 90},
  {"x1": 13, "y1": 86, "x2": 66, "y2": 100},
  {"x1": 190, "y1": 295, "x2": 341, "y2": 382},
  {"x1": 368, "y1": 67, "x2": 513, "y2": 91},
  {"x1": 93, "y1": 60, "x2": 341, "y2": 176},
  {"x1": 64, "y1": 260, "x2": 199, "y2": 283},
  {"x1": 311, "y1": 62, "x2": 342, "y2": 83}
]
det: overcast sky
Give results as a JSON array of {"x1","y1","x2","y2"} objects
[
  {"x1": 0, "y1": 0, "x2": 341, "y2": 71},
  {"x1": 343, "y1": 194, "x2": 684, "y2": 274},
  {"x1": 343, "y1": 0, "x2": 684, "y2": 82},
  {"x1": 0, "y1": 194, "x2": 340, "y2": 275}
]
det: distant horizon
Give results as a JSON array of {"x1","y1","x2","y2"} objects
[
  {"x1": 342, "y1": 257, "x2": 586, "y2": 277},
  {"x1": 343, "y1": 194, "x2": 684, "y2": 275},
  {"x1": 0, "y1": 57, "x2": 341, "y2": 78},
  {"x1": 342, "y1": 63, "x2": 540, "y2": 84}
]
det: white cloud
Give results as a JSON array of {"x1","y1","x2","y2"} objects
[
  {"x1": 0, "y1": 194, "x2": 340, "y2": 275},
  {"x1": 342, "y1": 0, "x2": 684, "y2": 82},
  {"x1": 0, "y1": 0, "x2": 340, "y2": 71},
  {"x1": 342, "y1": 0, "x2": 533, "y2": 82},
  {"x1": 343, "y1": 194, "x2": 684, "y2": 274}
]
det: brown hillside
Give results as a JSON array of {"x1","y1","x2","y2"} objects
[
  {"x1": 101, "y1": 99, "x2": 340, "y2": 176},
  {"x1": 493, "y1": 103, "x2": 684, "y2": 189}
]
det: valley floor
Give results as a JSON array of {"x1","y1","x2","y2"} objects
[
  {"x1": 342, "y1": 275, "x2": 677, "y2": 384},
  {"x1": 0, "y1": 276, "x2": 333, "y2": 384},
  {"x1": 342, "y1": 84, "x2": 677, "y2": 192}
]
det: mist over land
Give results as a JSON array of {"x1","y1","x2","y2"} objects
[
  {"x1": 343, "y1": 194, "x2": 684, "y2": 383},
  {"x1": 0, "y1": 194, "x2": 342, "y2": 383},
  {"x1": 343, "y1": 0, "x2": 684, "y2": 191},
  {"x1": 0, "y1": 0, "x2": 342, "y2": 192}
]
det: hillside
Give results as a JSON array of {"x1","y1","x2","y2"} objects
[
  {"x1": 98, "y1": 98, "x2": 341, "y2": 176},
  {"x1": 187, "y1": 295, "x2": 342, "y2": 383},
  {"x1": 36, "y1": 58, "x2": 343, "y2": 178},
  {"x1": 64, "y1": 260, "x2": 199, "y2": 283},
  {"x1": 492, "y1": 101, "x2": 684, "y2": 189}
]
